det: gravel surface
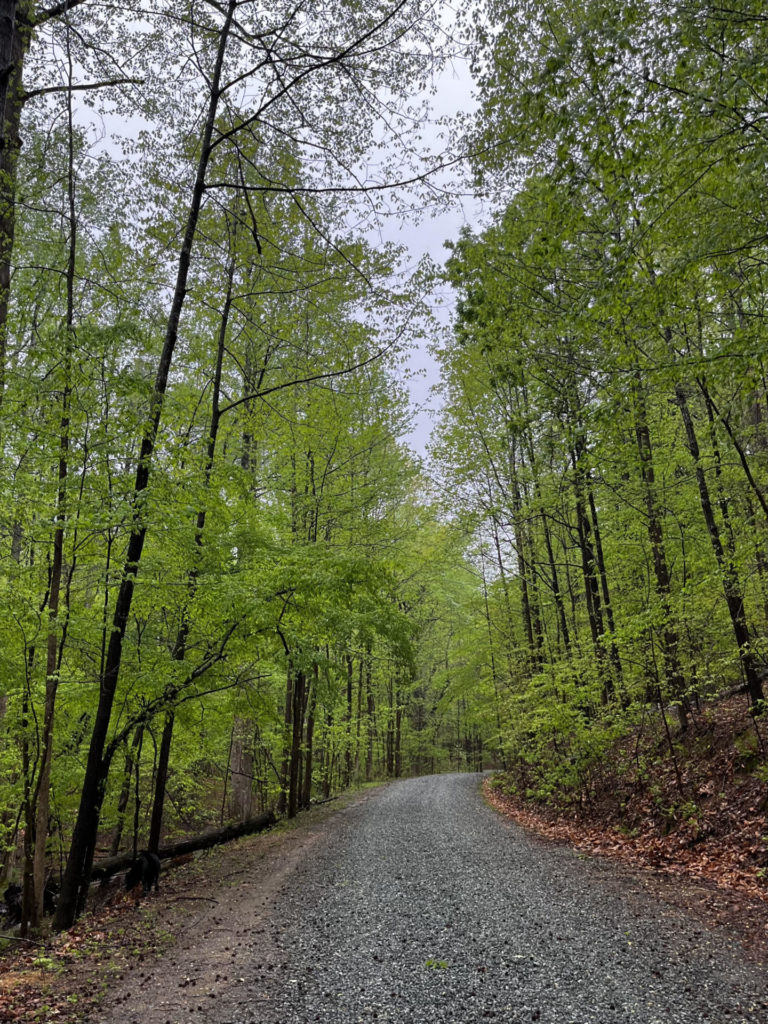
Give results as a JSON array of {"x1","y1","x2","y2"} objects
[{"x1": 228, "y1": 773, "x2": 768, "y2": 1024}]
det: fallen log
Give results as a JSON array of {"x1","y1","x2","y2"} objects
[{"x1": 90, "y1": 810, "x2": 277, "y2": 882}]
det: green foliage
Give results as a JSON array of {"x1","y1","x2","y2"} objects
[{"x1": 431, "y1": 0, "x2": 768, "y2": 801}]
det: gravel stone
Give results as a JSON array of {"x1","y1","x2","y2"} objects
[{"x1": 236, "y1": 773, "x2": 768, "y2": 1023}]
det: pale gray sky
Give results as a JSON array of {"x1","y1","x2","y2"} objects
[{"x1": 379, "y1": 51, "x2": 483, "y2": 457}]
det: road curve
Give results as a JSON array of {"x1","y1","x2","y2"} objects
[{"x1": 236, "y1": 773, "x2": 767, "y2": 1024}]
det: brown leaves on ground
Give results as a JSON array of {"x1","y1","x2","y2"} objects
[
  {"x1": 0, "y1": 849, "x2": 215, "y2": 1023},
  {"x1": 485, "y1": 696, "x2": 768, "y2": 960},
  {"x1": 0, "y1": 793, "x2": 363, "y2": 1024}
]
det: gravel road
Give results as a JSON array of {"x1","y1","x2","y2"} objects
[{"x1": 231, "y1": 773, "x2": 767, "y2": 1024}]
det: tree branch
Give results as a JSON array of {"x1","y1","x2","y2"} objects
[
  {"x1": 35, "y1": 0, "x2": 90, "y2": 27},
  {"x1": 218, "y1": 341, "x2": 397, "y2": 418},
  {"x1": 24, "y1": 76, "x2": 143, "y2": 100}
]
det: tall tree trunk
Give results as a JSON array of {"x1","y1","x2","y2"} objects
[
  {"x1": 322, "y1": 711, "x2": 333, "y2": 799},
  {"x1": 288, "y1": 669, "x2": 306, "y2": 818},
  {"x1": 20, "y1": 665, "x2": 34, "y2": 935},
  {"x1": 385, "y1": 672, "x2": 394, "y2": 777},
  {"x1": 587, "y1": 478, "x2": 623, "y2": 687},
  {"x1": 510, "y1": 470, "x2": 540, "y2": 667},
  {"x1": 355, "y1": 657, "x2": 364, "y2": 774},
  {"x1": 632, "y1": 375, "x2": 689, "y2": 730},
  {"x1": 480, "y1": 553, "x2": 508, "y2": 767},
  {"x1": 570, "y1": 441, "x2": 611, "y2": 700},
  {"x1": 148, "y1": 712, "x2": 174, "y2": 852},
  {"x1": 301, "y1": 666, "x2": 317, "y2": 810},
  {"x1": 542, "y1": 510, "x2": 571, "y2": 655},
  {"x1": 53, "y1": 3, "x2": 237, "y2": 931},
  {"x1": 675, "y1": 385, "x2": 764, "y2": 711},
  {"x1": 345, "y1": 652, "x2": 354, "y2": 786},
  {"x1": 0, "y1": 1, "x2": 95, "y2": 395},
  {"x1": 229, "y1": 716, "x2": 254, "y2": 821},
  {"x1": 146, "y1": 255, "x2": 235, "y2": 852},
  {"x1": 26, "y1": 35, "x2": 76, "y2": 928},
  {"x1": 698, "y1": 378, "x2": 768, "y2": 528},
  {"x1": 394, "y1": 685, "x2": 402, "y2": 779},
  {"x1": 110, "y1": 725, "x2": 144, "y2": 856},
  {"x1": 278, "y1": 666, "x2": 293, "y2": 816},
  {"x1": 490, "y1": 517, "x2": 520, "y2": 679},
  {"x1": 365, "y1": 654, "x2": 375, "y2": 782},
  {"x1": 0, "y1": 0, "x2": 32, "y2": 397}
]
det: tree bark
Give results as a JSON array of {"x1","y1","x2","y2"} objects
[
  {"x1": 633, "y1": 375, "x2": 689, "y2": 730},
  {"x1": 587, "y1": 478, "x2": 623, "y2": 687},
  {"x1": 91, "y1": 811, "x2": 277, "y2": 883},
  {"x1": 301, "y1": 665, "x2": 317, "y2": 810},
  {"x1": 675, "y1": 385, "x2": 764, "y2": 711},
  {"x1": 147, "y1": 256, "x2": 234, "y2": 851},
  {"x1": 25, "y1": 35, "x2": 76, "y2": 928},
  {"x1": 0, "y1": 0, "x2": 32, "y2": 398},
  {"x1": 288, "y1": 669, "x2": 306, "y2": 818},
  {"x1": 110, "y1": 725, "x2": 144, "y2": 856},
  {"x1": 53, "y1": 2, "x2": 238, "y2": 932},
  {"x1": 147, "y1": 712, "x2": 174, "y2": 853},
  {"x1": 278, "y1": 666, "x2": 293, "y2": 816},
  {"x1": 345, "y1": 652, "x2": 354, "y2": 785}
]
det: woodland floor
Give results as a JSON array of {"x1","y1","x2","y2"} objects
[{"x1": 0, "y1": 701, "x2": 767, "y2": 1022}]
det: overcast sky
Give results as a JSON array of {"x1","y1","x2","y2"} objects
[{"x1": 377, "y1": 51, "x2": 484, "y2": 458}]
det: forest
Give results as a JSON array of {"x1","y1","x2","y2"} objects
[{"x1": 1, "y1": 0, "x2": 768, "y2": 940}]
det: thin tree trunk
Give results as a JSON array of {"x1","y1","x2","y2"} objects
[
  {"x1": 385, "y1": 672, "x2": 394, "y2": 777},
  {"x1": 301, "y1": 665, "x2": 317, "y2": 810},
  {"x1": 53, "y1": 3, "x2": 237, "y2": 931},
  {"x1": 542, "y1": 511, "x2": 571, "y2": 654},
  {"x1": 345, "y1": 653, "x2": 353, "y2": 786},
  {"x1": 570, "y1": 439, "x2": 611, "y2": 701},
  {"x1": 278, "y1": 667, "x2": 293, "y2": 816},
  {"x1": 288, "y1": 669, "x2": 306, "y2": 818},
  {"x1": 490, "y1": 517, "x2": 520, "y2": 678},
  {"x1": 633, "y1": 375, "x2": 689, "y2": 730},
  {"x1": 675, "y1": 385, "x2": 764, "y2": 711},
  {"x1": 365, "y1": 654, "x2": 375, "y2": 782},
  {"x1": 0, "y1": 0, "x2": 32, "y2": 397},
  {"x1": 146, "y1": 256, "x2": 235, "y2": 852},
  {"x1": 587, "y1": 479, "x2": 623, "y2": 688},
  {"x1": 699, "y1": 379, "x2": 768, "y2": 527},
  {"x1": 26, "y1": 35, "x2": 76, "y2": 928},
  {"x1": 394, "y1": 686, "x2": 402, "y2": 779},
  {"x1": 110, "y1": 725, "x2": 144, "y2": 856},
  {"x1": 148, "y1": 712, "x2": 174, "y2": 852}
]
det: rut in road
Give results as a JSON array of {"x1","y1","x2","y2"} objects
[{"x1": 229, "y1": 773, "x2": 767, "y2": 1024}]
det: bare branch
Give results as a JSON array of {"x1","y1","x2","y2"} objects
[
  {"x1": 218, "y1": 341, "x2": 397, "y2": 418},
  {"x1": 34, "y1": 0, "x2": 90, "y2": 27},
  {"x1": 24, "y1": 75, "x2": 143, "y2": 100}
]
